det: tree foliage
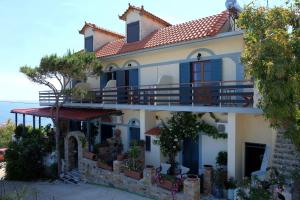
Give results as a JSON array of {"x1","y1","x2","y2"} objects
[
  {"x1": 0, "y1": 120, "x2": 14, "y2": 148},
  {"x1": 20, "y1": 50, "x2": 103, "y2": 175},
  {"x1": 238, "y1": 1, "x2": 300, "y2": 150}
]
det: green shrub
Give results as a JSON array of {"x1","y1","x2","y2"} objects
[{"x1": 5, "y1": 125, "x2": 53, "y2": 181}]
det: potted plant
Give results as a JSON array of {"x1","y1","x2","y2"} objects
[
  {"x1": 124, "y1": 143, "x2": 143, "y2": 180},
  {"x1": 225, "y1": 178, "x2": 237, "y2": 200},
  {"x1": 157, "y1": 174, "x2": 182, "y2": 191},
  {"x1": 216, "y1": 151, "x2": 227, "y2": 169},
  {"x1": 212, "y1": 168, "x2": 227, "y2": 198}
]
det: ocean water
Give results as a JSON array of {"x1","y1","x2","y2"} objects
[{"x1": 0, "y1": 101, "x2": 52, "y2": 126}]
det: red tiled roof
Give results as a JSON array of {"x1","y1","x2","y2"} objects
[
  {"x1": 11, "y1": 107, "x2": 121, "y2": 121},
  {"x1": 79, "y1": 22, "x2": 125, "y2": 39},
  {"x1": 145, "y1": 127, "x2": 161, "y2": 136},
  {"x1": 119, "y1": 4, "x2": 171, "y2": 27},
  {"x1": 96, "y1": 11, "x2": 229, "y2": 58}
]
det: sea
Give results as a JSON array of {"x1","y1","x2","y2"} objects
[{"x1": 0, "y1": 100, "x2": 52, "y2": 127}]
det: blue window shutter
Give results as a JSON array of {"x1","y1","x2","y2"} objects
[
  {"x1": 145, "y1": 136, "x2": 151, "y2": 151},
  {"x1": 127, "y1": 21, "x2": 139, "y2": 43},
  {"x1": 100, "y1": 73, "x2": 108, "y2": 89},
  {"x1": 116, "y1": 70, "x2": 126, "y2": 103},
  {"x1": 130, "y1": 127, "x2": 140, "y2": 143},
  {"x1": 236, "y1": 63, "x2": 244, "y2": 81},
  {"x1": 128, "y1": 69, "x2": 139, "y2": 86},
  {"x1": 180, "y1": 62, "x2": 191, "y2": 104},
  {"x1": 85, "y1": 36, "x2": 93, "y2": 52},
  {"x1": 211, "y1": 59, "x2": 222, "y2": 81}
]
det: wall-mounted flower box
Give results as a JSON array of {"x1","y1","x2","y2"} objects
[
  {"x1": 83, "y1": 151, "x2": 97, "y2": 160},
  {"x1": 97, "y1": 160, "x2": 113, "y2": 171},
  {"x1": 124, "y1": 169, "x2": 143, "y2": 180}
]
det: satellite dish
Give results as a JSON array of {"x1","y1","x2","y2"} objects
[{"x1": 225, "y1": 0, "x2": 242, "y2": 12}]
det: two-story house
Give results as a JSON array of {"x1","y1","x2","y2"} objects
[{"x1": 12, "y1": 4, "x2": 276, "y2": 182}]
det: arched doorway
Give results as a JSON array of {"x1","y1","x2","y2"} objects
[{"x1": 68, "y1": 136, "x2": 78, "y2": 170}]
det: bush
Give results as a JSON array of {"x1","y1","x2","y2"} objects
[
  {"x1": 5, "y1": 125, "x2": 53, "y2": 181},
  {"x1": 0, "y1": 120, "x2": 15, "y2": 148}
]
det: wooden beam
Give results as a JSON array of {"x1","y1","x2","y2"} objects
[
  {"x1": 22, "y1": 114, "x2": 25, "y2": 134},
  {"x1": 39, "y1": 117, "x2": 41, "y2": 129},
  {"x1": 15, "y1": 113, "x2": 18, "y2": 126}
]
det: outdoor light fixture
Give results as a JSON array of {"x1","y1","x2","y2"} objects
[
  {"x1": 197, "y1": 53, "x2": 202, "y2": 61},
  {"x1": 128, "y1": 63, "x2": 132, "y2": 67}
]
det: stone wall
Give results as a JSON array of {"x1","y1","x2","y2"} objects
[
  {"x1": 79, "y1": 158, "x2": 196, "y2": 200},
  {"x1": 272, "y1": 130, "x2": 300, "y2": 200}
]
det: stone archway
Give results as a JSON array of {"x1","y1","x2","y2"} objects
[{"x1": 64, "y1": 131, "x2": 85, "y2": 172}]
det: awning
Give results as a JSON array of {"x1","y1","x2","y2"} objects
[
  {"x1": 145, "y1": 127, "x2": 161, "y2": 136},
  {"x1": 11, "y1": 107, "x2": 122, "y2": 121}
]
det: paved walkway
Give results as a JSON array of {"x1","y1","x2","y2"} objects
[{"x1": 0, "y1": 181, "x2": 151, "y2": 200}]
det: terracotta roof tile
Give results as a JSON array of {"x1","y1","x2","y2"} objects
[
  {"x1": 96, "y1": 11, "x2": 229, "y2": 58},
  {"x1": 79, "y1": 22, "x2": 125, "y2": 39},
  {"x1": 119, "y1": 4, "x2": 171, "y2": 27},
  {"x1": 145, "y1": 127, "x2": 161, "y2": 136}
]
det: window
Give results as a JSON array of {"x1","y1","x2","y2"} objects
[
  {"x1": 127, "y1": 21, "x2": 140, "y2": 43},
  {"x1": 84, "y1": 36, "x2": 93, "y2": 52},
  {"x1": 145, "y1": 135, "x2": 151, "y2": 151},
  {"x1": 192, "y1": 61, "x2": 212, "y2": 85},
  {"x1": 107, "y1": 71, "x2": 116, "y2": 81}
]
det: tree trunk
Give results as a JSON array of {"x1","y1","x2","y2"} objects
[
  {"x1": 54, "y1": 106, "x2": 61, "y2": 176},
  {"x1": 168, "y1": 153, "x2": 177, "y2": 175}
]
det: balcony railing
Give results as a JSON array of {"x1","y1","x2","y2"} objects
[{"x1": 39, "y1": 80, "x2": 254, "y2": 108}]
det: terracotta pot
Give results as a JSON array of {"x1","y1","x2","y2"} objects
[
  {"x1": 158, "y1": 179, "x2": 180, "y2": 191},
  {"x1": 83, "y1": 151, "x2": 97, "y2": 160},
  {"x1": 97, "y1": 160, "x2": 113, "y2": 171},
  {"x1": 124, "y1": 169, "x2": 143, "y2": 180},
  {"x1": 187, "y1": 174, "x2": 199, "y2": 181},
  {"x1": 117, "y1": 154, "x2": 124, "y2": 161}
]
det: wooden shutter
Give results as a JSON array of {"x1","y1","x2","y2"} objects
[
  {"x1": 84, "y1": 36, "x2": 93, "y2": 52},
  {"x1": 100, "y1": 73, "x2": 108, "y2": 89},
  {"x1": 127, "y1": 21, "x2": 140, "y2": 43},
  {"x1": 179, "y1": 62, "x2": 191, "y2": 104},
  {"x1": 116, "y1": 70, "x2": 126, "y2": 103},
  {"x1": 210, "y1": 59, "x2": 222, "y2": 104},
  {"x1": 145, "y1": 136, "x2": 151, "y2": 151}
]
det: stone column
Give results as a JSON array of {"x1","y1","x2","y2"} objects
[
  {"x1": 143, "y1": 165, "x2": 156, "y2": 185},
  {"x1": 113, "y1": 160, "x2": 123, "y2": 173},
  {"x1": 203, "y1": 165, "x2": 213, "y2": 195},
  {"x1": 184, "y1": 175, "x2": 200, "y2": 200}
]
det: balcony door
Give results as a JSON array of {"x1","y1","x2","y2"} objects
[
  {"x1": 117, "y1": 69, "x2": 138, "y2": 104},
  {"x1": 192, "y1": 61, "x2": 213, "y2": 105},
  {"x1": 180, "y1": 59, "x2": 222, "y2": 105}
]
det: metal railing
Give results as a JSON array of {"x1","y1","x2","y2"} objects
[{"x1": 39, "y1": 80, "x2": 254, "y2": 108}]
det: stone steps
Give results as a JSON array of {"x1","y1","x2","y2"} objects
[
  {"x1": 272, "y1": 131, "x2": 300, "y2": 178},
  {"x1": 60, "y1": 169, "x2": 81, "y2": 184}
]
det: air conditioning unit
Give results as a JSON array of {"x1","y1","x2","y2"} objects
[
  {"x1": 112, "y1": 115, "x2": 123, "y2": 124},
  {"x1": 216, "y1": 122, "x2": 228, "y2": 134}
]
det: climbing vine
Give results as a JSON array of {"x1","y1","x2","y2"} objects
[{"x1": 238, "y1": 1, "x2": 300, "y2": 151}]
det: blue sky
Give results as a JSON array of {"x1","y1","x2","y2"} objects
[{"x1": 0, "y1": 0, "x2": 282, "y2": 101}]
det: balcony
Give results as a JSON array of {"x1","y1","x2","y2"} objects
[{"x1": 39, "y1": 80, "x2": 259, "y2": 113}]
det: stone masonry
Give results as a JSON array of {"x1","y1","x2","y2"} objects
[
  {"x1": 79, "y1": 158, "x2": 197, "y2": 200},
  {"x1": 272, "y1": 130, "x2": 300, "y2": 200}
]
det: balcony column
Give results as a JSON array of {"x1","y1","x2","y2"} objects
[
  {"x1": 38, "y1": 117, "x2": 41, "y2": 129},
  {"x1": 33, "y1": 116, "x2": 36, "y2": 129},
  {"x1": 227, "y1": 113, "x2": 237, "y2": 179},
  {"x1": 15, "y1": 113, "x2": 18, "y2": 126},
  {"x1": 22, "y1": 114, "x2": 26, "y2": 134}
]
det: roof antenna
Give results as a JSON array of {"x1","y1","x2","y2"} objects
[{"x1": 225, "y1": 0, "x2": 242, "y2": 31}]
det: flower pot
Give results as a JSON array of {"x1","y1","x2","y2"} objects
[
  {"x1": 187, "y1": 174, "x2": 199, "y2": 181},
  {"x1": 117, "y1": 154, "x2": 124, "y2": 161},
  {"x1": 158, "y1": 179, "x2": 176, "y2": 191},
  {"x1": 227, "y1": 188, "x2": 235, "y2": 200},
  {"x1": 124, "y1": 169, "x2": 143, "y2": 180},
  {"x1": 83, "y1": 151, "x2": 97, "y2": 160},
  {"x1": 97, "y1": 160, "x2": 113, "y2": 171}
]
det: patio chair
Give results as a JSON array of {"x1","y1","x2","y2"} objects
[
  {"x1": 251, "y1": 146, "x2": 271, "y2": 181},
  {"x1": 176, "y1": 165, "x2": 190, "y2": 179},
  {"x1": 156, "y1": 163, "x2": 171, "y2": 175}
]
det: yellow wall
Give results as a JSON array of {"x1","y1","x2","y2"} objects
[{"x1": 236, "y1": 114, "x2": 276, "y2": 179}]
